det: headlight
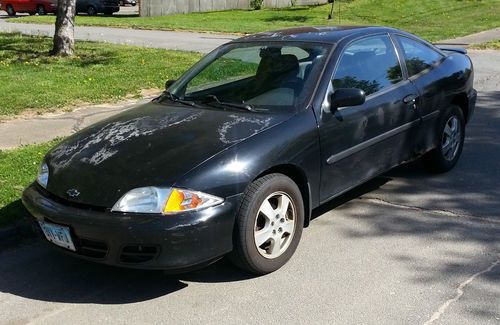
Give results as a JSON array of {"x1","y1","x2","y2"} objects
[
  {"x1": 37, "y1": 162, "x2": 49, "y2": 189},
  {"x1": 111, "y1": 187, "x2": 223, "y2": 214}
]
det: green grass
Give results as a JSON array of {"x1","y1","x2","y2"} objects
[
  {"x1": 471, "y1": 39, "x2": 500, "y2": 50},
  {"x1": 10, "y1": 0, "x2": 500, "y2": 41},
  {"x1": 0, "y1": 33, "x2": 201, "y2": 116},
  {"x1": 0, "y1": 140, "x2": 60, "y2": 227}
]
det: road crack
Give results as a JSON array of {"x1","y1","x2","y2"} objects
[
  {"x1": 422, "y1": 254, "x2": 500, "y2": 325},
  {"x1": 361, "y1": 197, "x2": 500, "y2": 225}
]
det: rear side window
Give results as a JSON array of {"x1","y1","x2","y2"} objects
[
  {"x1": 333, "y1": 35, "x2": 403, "y2": 96},
  {"x1": 396, "y1": 36, "x2": 443, "y2": 77}
]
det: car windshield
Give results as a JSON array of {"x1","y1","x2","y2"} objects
[{"x1": 166, "y1": 42, "x2": 331, "y2": 112}]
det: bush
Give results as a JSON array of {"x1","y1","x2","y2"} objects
[{"x1": 250, "y1": 0, "x2": 264, "y2": 10}]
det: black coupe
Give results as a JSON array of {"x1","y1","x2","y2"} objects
[{"x1": 23, "y1": 26, "x2": 476, "y2": 274}]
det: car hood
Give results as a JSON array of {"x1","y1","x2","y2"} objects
[{"x1": 45, "y1": 100, "x2": 286, "y2": 207}]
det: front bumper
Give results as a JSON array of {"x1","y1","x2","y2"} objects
[{"x1": 22, "y1": 183, "x2": 239, "y2": 271}]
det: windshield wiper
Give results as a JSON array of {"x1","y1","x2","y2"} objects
[
  {"x1": 161, "y1": 91, "x2": 198, "y2": 107},
  {"x1": 201, "y1": 94, "x2": 264, "y2": 112}
]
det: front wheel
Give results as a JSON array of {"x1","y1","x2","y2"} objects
[
  {"x1": 422, "y1": 105, "x2": 465, "y2": 173},
  {"x1": 229, "y1": 173, "x2": 304, "y2": 274}
]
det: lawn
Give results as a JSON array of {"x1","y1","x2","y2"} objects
[
  {"x1": 471, "y1": 39, "x2": 500, "y2": 50},
  {"x1": 0, "y1": 33, "x2": 201, "y2": 116},
  {"x1": 0, "y1": 140, "x2": 60, "y2": 227},
  {"x1": 10, "y1": 0, "x2": 500, "y2": 41}
]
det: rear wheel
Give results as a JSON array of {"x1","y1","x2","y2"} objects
[
  {"x1": 422, "y1": 105, "x2": 465, "y2": 173},
  {"x1": 87, "y1": 5, "x2": 97, "y2": 16},
  {"x1": 36, "y1": 4, "x2": 46, "y2": 15},
  {"x1": 6, "y1": 5, "x2": 16, "y2": 16},
  {"x1": 230, "y1": 173, "x2": 304, "y2": 274}
]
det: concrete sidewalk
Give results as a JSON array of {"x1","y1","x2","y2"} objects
[
  {"x1": 0, "y1": 17, "x2": 236, "y2": 53},
  {"x1": 0, "y1": 96, "x2": 156, "y2": 149},
  {"x1": 438, "y1": 27, "x2": 500, "y2": 46}
]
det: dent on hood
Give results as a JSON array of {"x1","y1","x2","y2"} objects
[
  {"x1": 218, "y1": 114, "x2": 272, "y2": 144},
  {"x1": 49, "y1": 112, "x2": 203, "y2": 172}
]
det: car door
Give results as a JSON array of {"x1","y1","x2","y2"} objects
[
  {"x1": 318, "y1": 34, "x2": 421, "y2": 202},
  {"x1": 393, "y1": 35, "x2": 449, "y2": 153},
  {"x1": 16, "y1": 0, "x2": 30, "y2": 11}
]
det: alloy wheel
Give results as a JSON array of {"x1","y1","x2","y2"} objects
[
  {"x1": 254, "y1": 191, "x2": 296, "y2": 259},
  {"x1": 441, "y1": 115, "x2": 461, "y2": 161}
]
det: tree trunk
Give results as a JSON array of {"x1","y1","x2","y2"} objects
[
  {"x1": 51, "y1": 0, "x2": 76, "y2": 56},
  {"x1": 328, "y1": 0, "x2": 335, "y2": 20}
]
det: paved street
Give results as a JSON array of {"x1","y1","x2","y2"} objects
[
  {"x1": 0, "y1": 49, "x2": 498, "y2": 324},
  {"x1": 0, "y1": 12, "x2": 235, "y2": 53}
]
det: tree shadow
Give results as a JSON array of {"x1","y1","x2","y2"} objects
[
  {"x1": 330, "y1": 90, "x2": 500, "y2": 321},
  {"x1": 0, "y1": 33, "x2": 116, "y2": 66}
]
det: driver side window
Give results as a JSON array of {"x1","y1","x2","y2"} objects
[{"x1": 333, "y1": 35, "x2": 403, "y2": 96}]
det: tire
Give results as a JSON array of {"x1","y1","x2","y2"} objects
[
  {"x1": 422, "y1": 105, "x2": 465, "y2": 173},
  {"x1": 119, "y1": 0, "x2": 124, "y2": 5},
  {"x1": 229, "y1": 173, "x2": 304, "y2": 274},
  {"x1": 6, "y1": 5, "x2": 16, "y2": 16},
  {"x1": 87, "y1": 5, "x2": 97, "y2": 16},
  {"x1": 36, "y1": 5, "x2": 46, "y2": 15}
]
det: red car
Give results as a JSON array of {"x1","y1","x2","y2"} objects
[{"x1": 1, "y1": 0, "x2": 57, "y2": 16}]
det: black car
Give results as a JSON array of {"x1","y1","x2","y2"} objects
[
  {"x1": 76, "y1": 0, "x2": 119, "y2": 15},
  {"x1": 23, "y1": 26, "x2": 476, "y2": 274}
]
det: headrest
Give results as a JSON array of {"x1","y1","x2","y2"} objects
[{"x1": 257, "y1": 54, "x2": 299, "y2": 80}]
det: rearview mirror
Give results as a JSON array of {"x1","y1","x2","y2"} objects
[
  {"x1": 330, "y1": 88, "x2": 365, "y2": 113},
  {"x1": 165, "y1": 79, "x2": 176, "y2": 90}
]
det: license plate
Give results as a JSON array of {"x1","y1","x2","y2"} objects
[{"x1": 38, "y1": 221, "x2": 76, "y2": 251}]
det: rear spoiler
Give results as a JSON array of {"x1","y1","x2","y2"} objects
[{"x1": 434, "y1": 44, "x2": 467, "y2": 55}]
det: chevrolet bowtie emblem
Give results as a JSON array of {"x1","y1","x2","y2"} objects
[{"x1": 66, "y1": 189, "x2": 80, "y2": 198}]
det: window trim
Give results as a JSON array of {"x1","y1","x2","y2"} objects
[
  {"x1": 330, "y1": 32, "x2": 407, "y2": 101},
  {"x1": 393, "y1": 33, "x2": 445, "y2": 80}
]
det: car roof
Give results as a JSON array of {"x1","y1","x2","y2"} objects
[{"x1": 231, "y1": 26, "x2": 401, "y2": 44}]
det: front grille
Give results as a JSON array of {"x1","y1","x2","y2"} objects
[
  {"x1": 120, "y1": 245, "x2": 159, "y2": 264},
  {"x1": 78, "y1": 238, "x2": 108, "y2": 259},
  {"x1": 36, "y1": 184, "x2": 108, "y2": 212}
]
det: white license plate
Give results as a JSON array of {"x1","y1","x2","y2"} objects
[{"x1": 38, "y1": 221, "x2": 76, "y2": 251}]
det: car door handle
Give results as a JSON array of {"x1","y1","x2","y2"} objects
[{"x1": 403, "y1": 94, "x2": 417, "y2": 105}]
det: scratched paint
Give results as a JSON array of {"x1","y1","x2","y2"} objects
[
  {"x1": 50, "y1": 112, "x2": 203, "y2": 172},
  {"x1": 218, "y1": 114, "x2": 272, "y2": 144}
]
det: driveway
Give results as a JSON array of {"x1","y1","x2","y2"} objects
[{"x1": 0, "y1": 51, "x2": 499, "y2": 325}]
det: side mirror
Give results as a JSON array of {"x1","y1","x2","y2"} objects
[
  {"x1": 165, "y1": 79, "x2": 176, "y2": 90},
  {"x1": 330, "y1": 88, "x2": 365, "y2": 113}
]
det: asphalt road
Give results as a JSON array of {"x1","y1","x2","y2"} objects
[{"x1": 0, "y1": 53, "x2": 499, "y2": 324}]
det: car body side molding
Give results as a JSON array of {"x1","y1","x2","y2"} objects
[{"x1": 326, "y1": 118, "x2": 421, "y2": 165}]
